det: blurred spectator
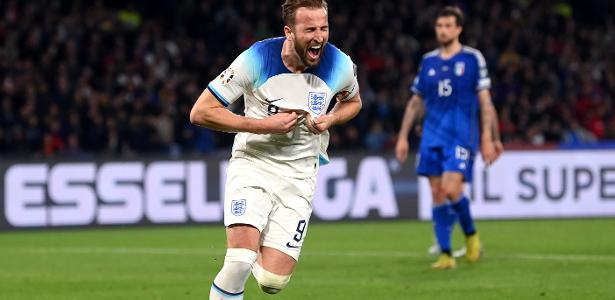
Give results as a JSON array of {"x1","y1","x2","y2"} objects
[{"x1": 1, "y1": 0, "x2": 614, "y2": 158}]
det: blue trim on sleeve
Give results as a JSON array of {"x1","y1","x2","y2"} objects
[
  {"x1": 207, "y1": 84, "x2": 230, "y2": 107},
  {"x1": 212, "y1": 283, "x2": 244, "y2": 297},
  {"x1": 411, "y1": 74, "x2": 422, "y2": 95}
]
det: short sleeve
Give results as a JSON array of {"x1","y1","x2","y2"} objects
[
  {"x1": 411, "y1": 62, "x2": 426, "y2": 96},
  {"x1": 207, "y1": 49, "x2": 256, "y2": 107},
  {"x1": 473, "y1": 50, "x2": 491, "y2": 91},
  {"x1": 336, "y1": 61, "x2": 359, "y2": 102}
]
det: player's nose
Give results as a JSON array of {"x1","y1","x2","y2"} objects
[{"x1": 313, "y1": 30, "x2": 325, "y2": 43}]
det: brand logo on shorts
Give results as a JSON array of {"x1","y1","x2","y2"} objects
[
  {"x1": 455, "y1": 146, "x2": 469, "y2": 160},
  {"x1": 231, "y1": 199, "x2": 246, "y2": 216},
  {"x1": 308, "y1": 92, "x2": 327, "y2": 115},
  {"x1": 285, "y1": 242, "x2": 300, "y2": 249}
]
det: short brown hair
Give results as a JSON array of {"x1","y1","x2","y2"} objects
[
  {"x1": 437, "y1": 6, "x2": 464, "y2": 27},
  {"x1": 281, "y1": 0, "x2": 328, "y2": 26}
]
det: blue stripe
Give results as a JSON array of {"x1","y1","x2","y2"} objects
[
  {"x1": 212, "y1": 283, "x2": 244, "y2": 298},
  {"x1": 247, "y1": 38, "x2": 352, "y2": 91},
  {"x1": 305, "y1": 43, "x2": 351, "y2": 92},
  {"x1": 207, "y1": 85, "x2": 230, "y2": 107},
  {"x1": 249, "y1": 37, "x2": 284, "y2": 89}
]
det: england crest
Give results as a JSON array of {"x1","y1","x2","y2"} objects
[
  {"x1": 231, "y1": 199, "x2": 246, "y2": 216},
  {"x1": 455, "y1": 62, "x2": 465, "y2": 76},
  {"x1": 308, "y1": 92, "x2": 327, "y2": 115}
]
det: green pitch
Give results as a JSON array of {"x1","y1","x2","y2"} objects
[{"x1": 1, "y1": 219, "x2": 614, "y2": 299}]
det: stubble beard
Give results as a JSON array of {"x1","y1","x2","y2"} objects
[
  {"x1": 439, "y1": 36, "x2": 455, "y2": 48},
  {"x1": 295, "y1": 40, "x2": 321, "y2": 68}
]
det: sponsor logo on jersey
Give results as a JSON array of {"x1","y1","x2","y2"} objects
[
  {"x1": 428, "y1": 68, "x2": 436, "y2": 76},
  {"x1": 231, "y1": 199, "x2": 246, "y2": 216},
  {"x1": 218, "y1": 68, "x2": 234, "y2": 86},
  {"x1": 308, "y1": 92, "x2": 327, "y2": 115},
  {"x1": 265, "y1": 97, "x2": 283, "y2": 104},
  {"x1": 455, "y1": 62, "x2": 465, "y2": 76}
]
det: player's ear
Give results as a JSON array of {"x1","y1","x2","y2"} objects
[{"x1": 284, "y1": 25, "x2": 293, "y2": 40}]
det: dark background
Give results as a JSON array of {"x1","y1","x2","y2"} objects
[{"x1": 1, "y1": 0, "x2": 614, "y2": 159}]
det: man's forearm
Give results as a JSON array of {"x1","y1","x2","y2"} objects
[
  {"x1": 399, "y1": 95, "x2": 423, "y2": 138},
  {"x1": 489, "y1": 106, "x2": 501, "y2": 142},
  {"x1": 480, "y1": 105, "x2": 494, "y2": 142},
  {"x1": 478, "y1": 91, "x2": 499, "y2": 142},
  {"x1": 329, "y1": 95, "x2": 362, "y2": 125},
  {"x1": 190, "y1": 89, "x2": 259, "y2": 133}
]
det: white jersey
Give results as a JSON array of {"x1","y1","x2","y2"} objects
[{"x1": 207, "y1": 37, "x2": 359, "y2": 178}]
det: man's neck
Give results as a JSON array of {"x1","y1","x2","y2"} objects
[
  {"x1": 282, "y1": 39, "x2": 307, "y2": 73},
  {"x1": 440, "y1": 40, "x2": 462, "y2": 59}
]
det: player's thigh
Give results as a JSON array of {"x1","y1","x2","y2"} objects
[
  {"x1": 417, "y1": 147, "x2": 444, "y2": 178},
  {"x1": 442, "y1": 145, "x2": 474, "y2": 180},
  {"x1": 224, "y1": 185, "x2": 272, "y2": 230},
  {"x1": 441, "y1": 145, "x2": 474, "y2": 198},
  {"x1": 260, "y1": 192, "x2": 312, "y2": 275},
  {"x1": 226, "y1": 224, "x2": 261, "y2": 251},
  {"x1": 441, "y1": 172, "x2": 464, "y2": 199},
  {"x1": 259, "y1": 165, "x2": 314, "y2": 275},
  {"x1": 259, "y1": 246, "x2": 297, "y2": 275},
  {"x1": 261, "y1": 203, "x2": 311, "y2": 257},
  {"x1": 224, "y1": 163, "x2": 275, "y2": 243}
]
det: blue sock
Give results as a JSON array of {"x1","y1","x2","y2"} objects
[
  {"x1": 451, "y1": 196, "x2": 476, "y2": 236},
  {"x1": 432, "y1": 204, "x2": 457, "y2": 254}
]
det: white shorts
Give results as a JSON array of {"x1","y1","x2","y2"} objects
[{"x1": 224, "y1": 157, "x2": 315, "y2": 261}]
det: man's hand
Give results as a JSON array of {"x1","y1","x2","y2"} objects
[
  {"x1": 395, "y1": 137, "x2": 409, "y2": 164},
  {"x1": 255, "y1": 111, "x2": 298, "y2": 134},
  {"x1": 494, "y1": 140, "x2": 504, "y2": 158},
  {"x1": 481, "y1": 139, "x2": 503, "y2": 166},
  {"x1": 306, "y1": 113, "x2": 337, "y2": 134}
]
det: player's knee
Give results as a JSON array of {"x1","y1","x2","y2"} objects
[
  {"x1": 224, "y1": 247, "x2": 257, "y2": 266},
  {"x1": 431, "y1": 190, "x2": 446, "y2": 204},
  {"x1": 252, "y1": 262, "x2": 292, "y2": 294},
  {"x1": 442, "y1": 184, "x2": 462, "y2": 200},
  {"x1": 219, "y1": 249, "x2": 256, "y2": 281}
]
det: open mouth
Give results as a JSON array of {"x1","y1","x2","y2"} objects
[{"x1": 307, "y1": 45, "x2": 322, "y2": 60}]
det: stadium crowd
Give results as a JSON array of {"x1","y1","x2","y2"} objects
[{"x1": 1, "y1": 0, "x2": 614, "y2": 157}]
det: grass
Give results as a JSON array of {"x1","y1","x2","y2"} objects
[{"x1": 1, "y1": 219, "x2": 614, "y2": 299}]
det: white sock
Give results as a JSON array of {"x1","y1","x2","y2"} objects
[{"x1": 209, "y1": 248, "x2": 257, "y2": 300}]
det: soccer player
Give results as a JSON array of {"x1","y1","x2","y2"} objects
[
  {"x1": 395, "y1": 6, "x2": 503, "y2": 269},
  {"x1": 190, "y1": 0, "x2": 361, "y2": 298}
]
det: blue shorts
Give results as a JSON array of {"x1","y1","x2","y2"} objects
[{"x1": 416, "y1": 145, "x2": 475, "y2": 182}]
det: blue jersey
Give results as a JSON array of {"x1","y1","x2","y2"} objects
[{"x1": 411, "y1": 46, "x2": 491, "y2": 151}]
